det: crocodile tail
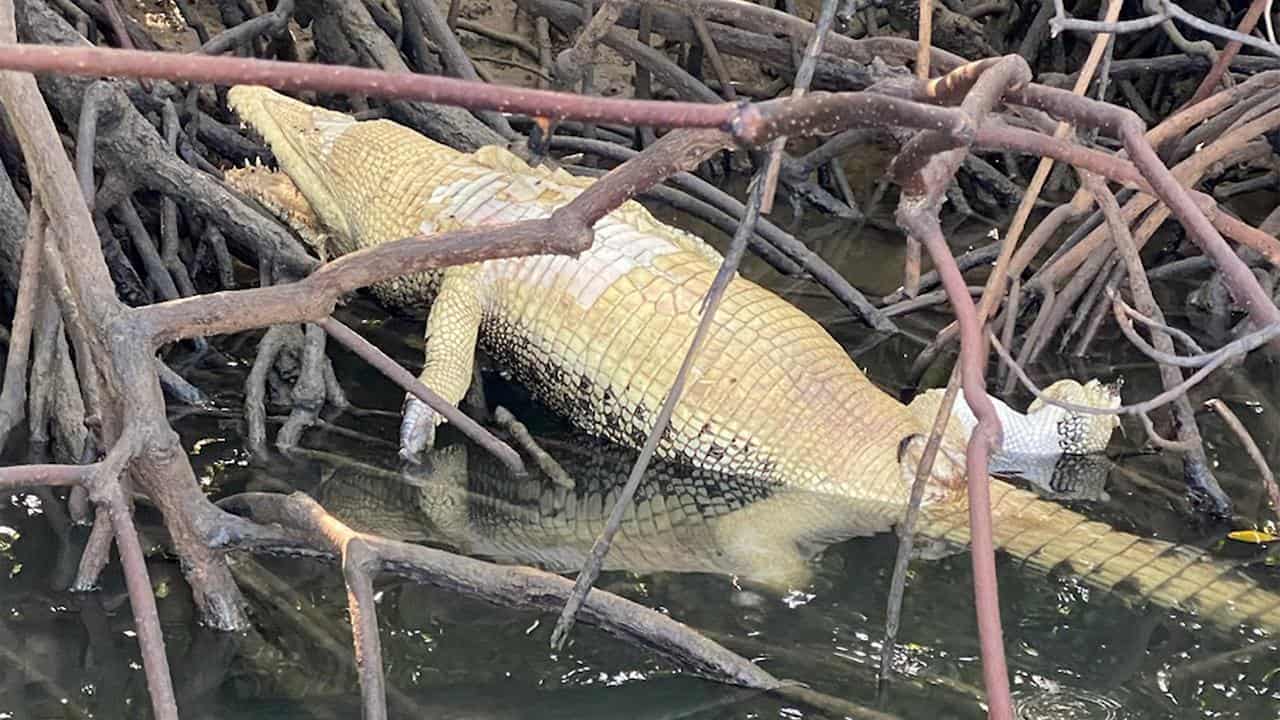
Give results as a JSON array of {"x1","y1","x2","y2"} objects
[{"x1": 918, "y1": 479, "x2": 1280, "y2": 634}]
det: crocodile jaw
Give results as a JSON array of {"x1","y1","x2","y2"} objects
[{"x1": 227, "y1": 85, "x2": 358, "y2": 242}]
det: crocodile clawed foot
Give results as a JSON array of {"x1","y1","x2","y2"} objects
[{"x1": 399, "y1": 394, "x2": 438, "y2": 462}]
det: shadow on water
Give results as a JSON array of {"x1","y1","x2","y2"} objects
[{"x1": 1, "y1": 199, "x2": 1279, "y2": 719}]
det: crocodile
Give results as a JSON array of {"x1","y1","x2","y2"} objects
[{"x1": 224, "y1": 86, "x2": 1280, "y2": 634}]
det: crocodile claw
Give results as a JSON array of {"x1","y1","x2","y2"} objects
[{"x1": 399, "y1": 394, "x2": 438, "y2": 462}]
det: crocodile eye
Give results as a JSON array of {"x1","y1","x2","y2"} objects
[{"x1": 897, "y1": 434, "x2": 923, "y2": 463}]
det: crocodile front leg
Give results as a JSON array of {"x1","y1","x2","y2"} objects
[{"x1": 401, "y1": 264, "x2": 485, "y2": 459}]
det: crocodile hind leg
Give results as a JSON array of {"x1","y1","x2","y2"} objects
[{"x1": 400, "y1": 264, "x2": 485, "y2": 460}]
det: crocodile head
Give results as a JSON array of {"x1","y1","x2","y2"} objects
[
  {"x1": 227, "y1": 86, "x2": 366, "y2": 244},
  {"x1": 225, "y1": 161, "x2": 331, "y2": 259}
]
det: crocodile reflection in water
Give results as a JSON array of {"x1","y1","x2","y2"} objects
[{"x1": 311, "y1": 430, "x2": 1115, "y2": 589}]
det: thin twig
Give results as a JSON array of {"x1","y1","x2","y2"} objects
[
  {"x1": 316, "y1": 317, "x2": 528, "y2": 477},
  {"x1": 892, "y1": 57, "x2": 1038, "y2": 720},
  {"x1": 759, "y1": 0, "x2": 838, "y2": 214},
  {"x1": 1110, "y1": 289, "x2": 1206, "y2": 362},
  {"x1": 492, "y1": 406, "x2": 574, "y2": 490},
  {"x1": 550, "y1": 175, "x2": 769, "y2": 650},
  {"x1": 87, "y1": 435, "x2": 179, "y2": 720},
  {"x1": 1204, "y1": 399, "x2": 1280, "y2": 518},
  {"x1": 690, "y1": 14, "x2": 735, "y2": 100},
  {"x1": 454, "y1": 18, "x2": 540, "y2": 59},
  {"x1": 1186, "y1": 0, "x2": 1269, "y2": 107},
  {"x1": 1081, "y1": 170, "x2": 1228, "y2": 509},
  {"x1": 1162, "y1": 0, "x2": 1280, "y2": 60},
  {"x1": 877, "y1": 365, "x2": 958, "y2": 694},
  {"x1": 990, "y1": 327, "x2": 1280, "y2": 416},
  {"x1": 200, "y1": 0, "x2": 294, "y2": 55}
]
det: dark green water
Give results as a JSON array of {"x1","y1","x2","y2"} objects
[{"x1": 0, "y1": 204, "x2": 1277, "y2": 719}]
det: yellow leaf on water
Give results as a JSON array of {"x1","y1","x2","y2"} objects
[{"x1": 1227, "y1": 529, "x2": 1278, "y2": 544}]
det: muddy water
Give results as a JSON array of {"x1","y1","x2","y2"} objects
[{"x1": 1, "y1": 201, "x2": 1278, "y2": 719}]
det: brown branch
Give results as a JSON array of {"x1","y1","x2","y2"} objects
[
  {"x1": 401, "y1": 0, "x2": 514, "y2": 137},
  {"x1": 98, "y1": 0, "x2": 131, "y2": 49},
  {"x1": 276, "y1": 322, "x2": 328, "y2": 448},
  {"x1": 690, "y1": 14, "x2": 735, "y2": 100},
  {"x1": 0, "y1": 461, "x2": 93, "y2": 489},
  {"x1": 492, "y1": 406, "x2": 574, "y2": 490},
  {"x1": 200, "y1": 0, "x2": 294, "y2": 55},
  {"x1": 1204, "y1": 398, "x2": 1280, "y2": 519},
  {"x1": 3, "y1": 0, "x2": 253, "y2": 643},
  {"x1": 973, "y1": 122, "x2": 1149, "y2": 190},
  {"x1": 1186, "y1": 0, "x2": 1269, "y2": 106},
  {"x1": 759, "y1": 0, "x2": 838, "y2": 215},
  {"x1": 1203, "y1": 204, "x2": 1280, "y2": 268},
  {"x1": 84, "y1": 434, "x2": 178, "y2": 720},
  {"x1": 454, "y1": 18, "x2": 540, "y2": 59},
  {"x1": 916, "y1": 0, "x2": 933, "y2": 80},
  {"x1": 1010, "y1": 84, "x2": 1280, "y2": 350},
  {"x1": 899, "y1": 209, "x2": 1011, "y2": 720},
  {"x1": 632, "y1": 0, "x2": 965, "y2": 72},
  {"x1": 0, "y1": 41, "x2": 735, "y2": 128},
  {"x1": 0, "y1": 41, "x2": 980, "y2": 148},
  {"x1": 1081, "y1": 170, "x2": 1228, "y2": 509},
  {"x1": 1111, "y1": 290, "x2": 1206, "y2": 358},
  {"x1": 342, "y1": 539, "x2": 388, "y2": 720},
  {"x1": 0, "y1": 198, "x2": 44, "y2": 446},
  {"x1": 138, "y1": 128, "x2": 732, "y2": 346},
  {"x1": 890, "y1": 55, "x2": 1036, "y2": 720},
  {"x1": 243, "y1": 324, "x2": 290, "y2": 454},
  {"x1": 877, "y1": 366, "x2": 959, "y2": 692}
]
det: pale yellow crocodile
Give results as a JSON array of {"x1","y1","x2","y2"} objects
[{"x1": 225, "y1": 86, "x2": 1280, "y2": 635}]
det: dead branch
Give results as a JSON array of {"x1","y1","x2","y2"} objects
[
  {"x1": 0, "y1": 198, "x2": 44, "y2": 446},
  {"x1": 200, "y1": 0, "x2": 294, "y2": 55},
  {"x1": 1081, "y1": 169, "x2": 1228, "y2": 510},
  {"x1": 892, "y1": 54, "x2": 1036, "y2": 720},
  {"x1": 1185, "y1": 0, "x2": 1269, "y2": 106},
  {"x1": 1204, "y1": 398, "x2": 1280, "y2": 519},
  {"x1": 215, "y1": 491, "x2": 898, "y2": 720},
  {"x1": 0, "y1": 40, "x2": 978, "y2": 147}
]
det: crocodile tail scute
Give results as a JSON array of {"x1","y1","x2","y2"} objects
[{"x1": 920, "y1": 479, "x2": 1280, "y2": 635}]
